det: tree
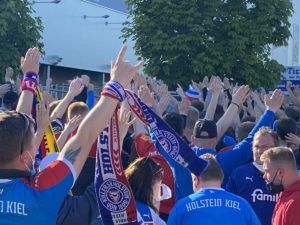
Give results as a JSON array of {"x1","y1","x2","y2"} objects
[
  {"x1": 0, "y1": 0, "x2": 43, "y2": 81},
  {"x1": 122, "y1": 0, "x2": 293, "y2": 88}
]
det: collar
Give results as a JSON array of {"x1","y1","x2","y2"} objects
[
  {"x1": 0, "y1": 169, "x2": 31, "y2": 180},
  {"x1": 253, "y1": 162, "x2": 264, "y2": 173},
  {"x1": 200, "y1": 187, "x2": 224, "y2": 191}
]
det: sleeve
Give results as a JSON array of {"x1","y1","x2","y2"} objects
[
  {"x1": 167, "y1": 205, "x2": 180, "y2": 225},
  {"x1": 57, "y1": 183, "x2": 98, "y2": 225},
  {"x1": 226, "y1": 171, "x2": 238, "y2": 194},
  {"x1": 216, "y1": 110, "x2": 275, "y2": 177},
  {"x1": 285, "y1": 199, "x2": 300, "y2": 225},
  {"x1": 245, "y1": 201, "x2": 262, "y2": 225},
  {"x1": 87, "y1": 90, "x2": 95, "y2": 109},
  {"x1": 22, "y1": 159, "x2": 76, "y2": 215}
]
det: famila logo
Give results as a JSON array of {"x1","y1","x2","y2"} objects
[{"x1": 251, "y1": 189, "x2": 278, "y2": 203}]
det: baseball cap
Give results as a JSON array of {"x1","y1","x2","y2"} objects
[{"x1": 193, "y1": 119, "x2": 217, "y2": 139}]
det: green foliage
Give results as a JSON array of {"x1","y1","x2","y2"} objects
[
  {"x1": 122, "y1": 0, "x2": 293, "y2": 88},
  {"x1": 0, "y1": 0, "x2": 43, "y2": 80}
]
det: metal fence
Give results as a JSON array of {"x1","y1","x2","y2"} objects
[{"x1": 45, "y1": 84, "x2": 179, "y2": 101}]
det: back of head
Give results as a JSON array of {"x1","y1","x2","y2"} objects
[
  {"x1": 125, "y1": 157, "x2": 164, "y2": 212},
  {"x1": 236, "y1": 121, "x2": 255, "y2": 142},
  {"x1": 193, "y1": 119, "x2": 217, "y2": 139},
  {"x1": 3, "y1": 91, "x2": 19, "y2": 110},
  {"x1": 0, "y1": 111, "x2": 34, "y2": 165},
  {"x1": 191, "y1": 100, "x2": 204, "y2": 114},
  {"x1": 241, "y1": 116, "x2": 256, "y2": 123},
  {"x1": 163, "y1": 112, "x2": 184, "y2": 135},
  {"x1": 277, "y1": 118, "x2": 297, "y2": 141},
  {"x1": 186, "y1": 107, "x2": 199, "y2": 130},
  {"x1": 68, "y1": 101, "x2": 89, "y2": 119},
  {"x1": 285, "y1": 106, "x2": 300, "y2": 122},
  {"x1": 199, "y1": 154, "x2": 224, "y2": 182},
  {"x1": 261, "y1": 147, "x2": 297, "y2": 170}
]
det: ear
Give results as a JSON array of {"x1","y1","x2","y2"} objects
[
  {"x1": 278, "y1": 167, "x2": 285, "y2": 179},
  {"x1": 192, "y1": 174, "x2": 200, "y2": 192},
  {"x1": 213, "y1": 137, "x2": 218, "y2": 145},
  {"x1": 19, "y1": 151, "x2": 28, "y2": 163}
]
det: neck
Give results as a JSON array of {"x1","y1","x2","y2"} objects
[
  {"x1": 197, "y1": 180, "x2": 221, "y2": 191},
  {"x1": 0, "y1": 161, "x2": 25, "y2": 171},
  {"x1": 195, "y1": 141, "x2": 215, "y2": 149},
  {"x1": 184, "y1": 129, "x2": 193, "y2": 142}
]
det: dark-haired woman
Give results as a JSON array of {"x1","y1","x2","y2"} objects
[{"x1": 125, "y1": 157, "x2": 167, "y2": 225}]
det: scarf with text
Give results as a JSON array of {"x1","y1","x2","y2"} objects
[{"x1": 95, "y1": 81, "x2": 208, "y2": 225}]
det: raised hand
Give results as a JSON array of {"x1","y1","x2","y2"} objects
[
  {"x1": 21, "y1": 47, "x2": 40, "y2": 75},
  {"x1": 285, "y1": 133, "x2": 300, "y2": 146},
  {"x1": 0, "y1": 84, "x2": 10, "y2": 96},
  {"x1": 118, "y1": 102, "x2": 135, "y2": 143},
  {"x1": 264, "y1": 89, "x2": 284, "y2": 113},
  {"x1": 81, "y1": 75, "x2": 90, "y2": 87},
  {"x1": 65, "y1": 115, "x2": 82, "y2": 133},
  {"x1": 178, "y1": 97, "x2": 191, "y2": 116},
  {"x1": 176, "y1": 83, "x2": 185, "y2": 99},
  {"x1": 36, "y1": 99, "x2": 50, "y2": 133},
  {"x1": 208, "y1": 76, "x2": 222, "y2": 94},
  {"x1": 231, "y1": 85, "x2": 250, "y2": 106},
  {"x1": 286, "y1": 81, "x2": 292, "y2": 90},
  {"x1": 110, "y1": 45, "x2": 144, "y2": 87},
  {"x1": 202, "y1": 76, "x2": 209, "y2": 87},
  {"x1": 68, "y1": 77, "x2": 84, "y2": 98},
  {"x1": 223, "y1": 77, "x2": 231, "y2": 90},
  {"x1": 138, "y1": 85, "x2": 155, "y2": 107}
]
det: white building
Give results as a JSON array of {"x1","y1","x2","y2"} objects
[
  {"x1": 33, "y1": 0, "x2": 299, "y2": 85},
  {"x1": 32, "y1": 0, "x2": 136, "y2": 84},
  {"x1": 271, "y1": 0, "x2": 300, "y2": 66}
]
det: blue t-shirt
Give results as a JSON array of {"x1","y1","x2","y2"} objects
[
  {"x1": 0, "y1": 159, "x2": 75, "y2": 225},
  {"x1": 167, "y1": 188, "x2": 261, "y2": 225},
  {"x1": 226, "y1": 163, "x2": 278, "y2": 225}
]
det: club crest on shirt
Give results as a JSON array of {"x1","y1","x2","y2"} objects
[{"x1": 99, "y1": 179, "x2": 131, "y2": 213}]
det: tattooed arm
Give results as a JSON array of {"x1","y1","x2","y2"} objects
[{"x1": 57, "y1": 46, "x2": 143, "y2": 178}]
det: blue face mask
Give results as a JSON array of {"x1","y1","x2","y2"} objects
[{"x1": 25, "y1": 151, "x2": 36, "y2": 176}]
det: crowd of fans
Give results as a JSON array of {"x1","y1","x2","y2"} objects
[{"x1": 1, "y1": 46, "x2": 300, "y2": 225}]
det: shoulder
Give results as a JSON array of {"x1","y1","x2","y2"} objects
[{"x1": 22, "y1": 159, "x2": 75, "y2": 190}]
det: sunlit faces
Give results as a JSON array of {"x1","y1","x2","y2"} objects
[{"x1": 253, "y1": 135, "x2": 276, "y2": 165}]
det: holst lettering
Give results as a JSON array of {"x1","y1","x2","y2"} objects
[
  {"x1": 185, "y1": 198, "x2": 242, "y2": 212},
  {"x1": 186, "y1": 198, "x2": 222, "y2": 212},
  {"x1": 99, "y1": 132, "x2": 114, "y2": 174}
]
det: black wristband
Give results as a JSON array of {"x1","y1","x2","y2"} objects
[{"x1": 231, "y1": 102, "x2": 240, "y2": 109}]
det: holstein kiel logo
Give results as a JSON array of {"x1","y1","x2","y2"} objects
[
  {"x1": 159, "y1": 130, "x2": 180, "y2": 158},
  {"x1": 99, "y1": 179, "x2": 131, "y2": 213}
]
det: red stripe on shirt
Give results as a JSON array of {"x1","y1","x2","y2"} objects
[{"x1": 21, "y1": 160, "x2": 71, "y2": 190}]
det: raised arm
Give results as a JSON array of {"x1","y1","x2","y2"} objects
[
  {"x1": 205, "y1": 76, "x2": 222, "y2": 120},
  {"x1": 16, "y1": 47, "x2": 40, "y2": 115},
  {"x1": 50, "y1": 78, "x2": 84, "y2": 119},
  {"x1": 57, "y1": 46, "x2": 143, "y2": 178},
  {"x1": 286, "y1": 81, "x2": 300, "y2": 108},
  {"x1": 216, "y1": 85, "x2": 249, "y2": 142}
]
